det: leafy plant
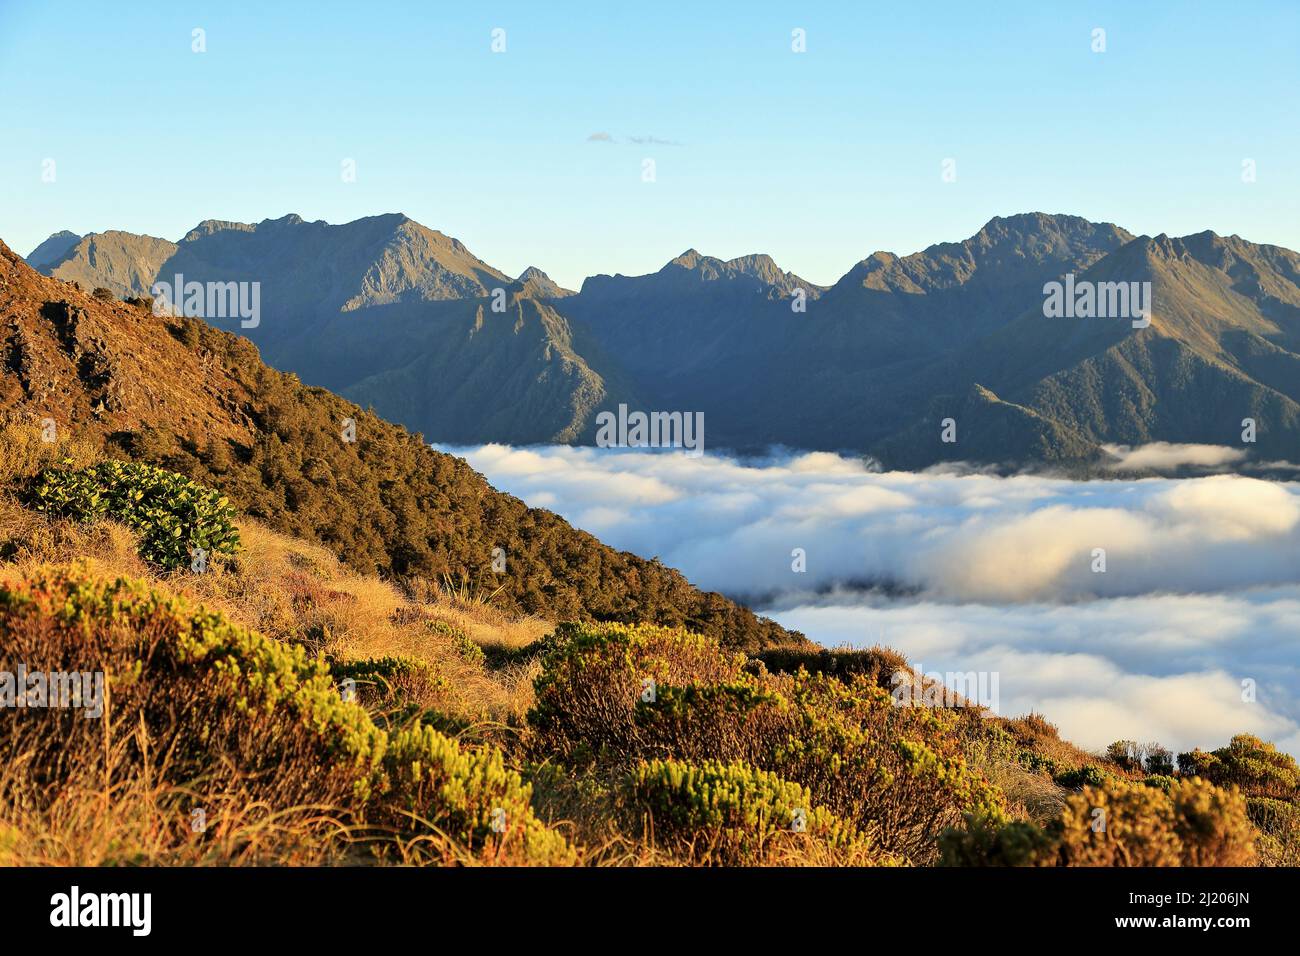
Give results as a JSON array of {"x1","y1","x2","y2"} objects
[{"x1": 30, "y1": 460, "x2": 240, "y2": 570}]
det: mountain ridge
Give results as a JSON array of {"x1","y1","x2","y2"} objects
[{"x1": 25, "y1": 211, "x2": 1300, "y2": 468}]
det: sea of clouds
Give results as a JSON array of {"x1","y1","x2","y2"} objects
[{"x1": 438, "y1": 443, "x2": 1300, "y2": 757}]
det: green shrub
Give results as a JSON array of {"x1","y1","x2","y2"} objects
[
  {"x1": 0, "y1": 564, "x2": 383, "y2": 816},
  {"x1": 751, "y1": 644, "x2": 908, "y2": 687},
  {"x1": 327, "y1": 654, "x2": 453, "y2": 719},
  {"x1": 1141, "y1": 775, "x2": 1177, "y2": 794},
  {"x1": 767, "y1": 671, "x2": 1008, "y2": 863},
  {"x1": 633, "y1": 680, "x2": 790, "y2": 764},
  {"x1": 942, "y1": 778, "x2": 1256, "y2": 867},
  {"x1": 1055, "y1": 764, "x2": 1113, "y2": 789},
  {"x1": 30, "y1": 460, "x2": 240, "y2": 570},
  {"x1": 528, "y1": 621, "x2": 1008, "y2": 864},
  {"x1": 527, "y1": 621, "x2": 748, "y2": 765},
  {"x1": 939, "y1": 814, "x2": 1057, "y2": 867},
  {"x1": 627, "y1": 758, "x2": 892, "y2": 865},
  {"x1": 1018, "y1": 752, "x2": 1060, "y2": 777},
  {"x1": 429, "y1": 619, "x2": 486, "y2": 666},
  {"x1": 374, "y1": 724, "x2": 574, "y2": 865},
  {"x1": 1178, "y1": 735, "x2": 1299, "y2": 799}
]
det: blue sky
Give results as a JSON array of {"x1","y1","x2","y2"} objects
[{"x1": 2, "y1": 0, "x2": 1297, "y2": 289}]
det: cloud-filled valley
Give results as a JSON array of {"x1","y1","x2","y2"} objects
[{"x1": 442, "y1": 442, "x2": 1300, "y2": 756}]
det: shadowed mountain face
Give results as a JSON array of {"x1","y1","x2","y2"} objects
[
  {"x1": 24, "y1": 230, "x2": 81, "y2": 271},
  {"x1": 0, "y1": 239, "x2": 802, "y2": 651},
  {"x1": 27, "y1": 212, "x2": 1300, "y2": 467}
]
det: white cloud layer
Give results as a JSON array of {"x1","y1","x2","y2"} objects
[
  {"x1": 1102, "y1": 442, "x2": 1249, "y2": 472},
  {"x1": 439, "y1": 443, "x2": 1300, "y2": 756}
]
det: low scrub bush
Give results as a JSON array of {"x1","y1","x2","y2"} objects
[
  {"x1": 1055, "y1": 765, "x2": 1115, "y2": 789},
  {"x1": 941, "y1": 778, "x2": 1256, "y2": 867},
  {"x1": 374, "y1": 725, "x2": 574, "y2": 865},
  {"x1": 528, "y1": 621, "x2": 1008, "y2": 864},
  {"x1": 1178, "y1": 735, "x2": 1299, "y2": 799},
  {"x1": 751, "y1": 644, "x2": 908, "y2": 687},
  {"x1": 527, "y1": 621, "x2": 747, "y2": 765},
  {"x1": 633, "y1": 681, "x2": 790, "y2": 765},
  {"x1": 327, "y1": 655, "x2": 453, "y2": 718},
  {"x1": 627, "y1": 758, "x2": 892, "y2": 866}
]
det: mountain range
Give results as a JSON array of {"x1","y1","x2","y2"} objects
[{"x1": 29, "y1": 212, "x2": 1300, "y2": 468}]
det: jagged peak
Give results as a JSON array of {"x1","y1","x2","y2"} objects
[
  {"x1": 668, "y1": 248, "x2": 705, "y2": 269},
  {"x1": 512, "y1": 266, "x2": 574, "y2": 298}
]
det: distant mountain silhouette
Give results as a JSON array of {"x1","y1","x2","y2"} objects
[{"x1": 29, "y1": 211, "x2": 1300, "y2": 467}]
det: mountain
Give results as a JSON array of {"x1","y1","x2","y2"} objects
[
  {"x1": 36, "y1": 230, "x2": 178, "y2": 299},
  {"x1": 24, "y1": 230, "x2": 81, "y2": 271},
  {"x1": 29, "y1": 211, "x2": 1300, "y2": 468},
  {"x1": 0, "y1": 237, "x2": 803, "y2": 651},
  {"x1": 870, "y1": 227, "x2": 1300, "y2": 466},
  {"x1": 33, "y1": 213, "x2": 618, "y2": 444},
  {"x1": 516, "y1": 266, "x2": 574, "y2": 298}
]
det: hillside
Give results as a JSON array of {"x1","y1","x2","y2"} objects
[{"x1": 0, "y1": 238, "x2": 801, "y2": 652}]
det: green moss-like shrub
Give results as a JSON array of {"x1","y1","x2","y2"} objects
[
  {"x1": 1054, "y1": 764, "x2": 1114, "y2": 789},
  {"x1": 375, "y1": 724, "x2": 574, "y2": 865},
  {"x1": 628, "y1": 758, "x2": 894, "y2": 865}
]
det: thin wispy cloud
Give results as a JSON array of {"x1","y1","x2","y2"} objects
[{"x1": 628, "y1": 135, "x2": 684, "y2": 147}]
